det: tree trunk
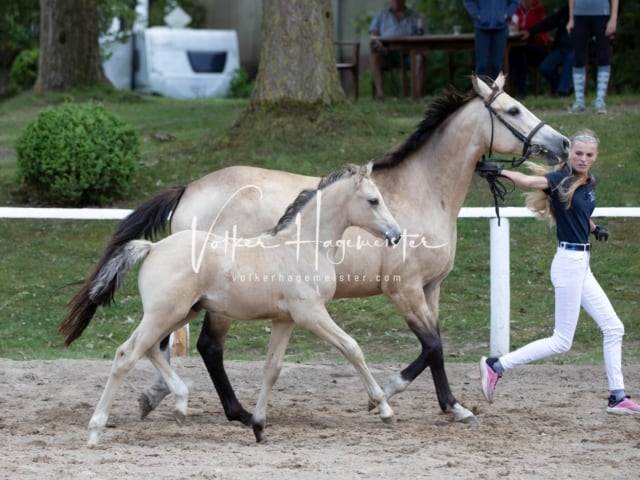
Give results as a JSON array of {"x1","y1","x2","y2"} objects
[
  {"x1": 250, "y1": 0, "x2": 345, "y2": 109},
  {"x1": 34, "y1": 0, "x2": 108, "y2": 92}
]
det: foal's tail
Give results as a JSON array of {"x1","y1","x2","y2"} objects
[
  {"x1": 59, "y1": 240, "x2": 153, "y2": 345},
  {"x1": 58, "y1": 186, "x2": 185, "y2": 346}
]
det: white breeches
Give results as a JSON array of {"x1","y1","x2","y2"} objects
[{"x1": 500, "y1": 247, "x2": 625, "y2": 391}]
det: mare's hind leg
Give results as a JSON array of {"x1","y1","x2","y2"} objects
[
  {"x1": 139, "y1": 334, "x2": 172, "y2": 419},
  {"x1": 289, "y1": 302, "x2": 394, "y2": 423},
  {"x1": 384, "y1": 283, "x2": 476, "y2": 424},
  {"x1": 252, "y1": 319, "x2": 295, "y2": 442},
  {"x1": 197, "y1": 312, "x2": 253, "y2": 427}
]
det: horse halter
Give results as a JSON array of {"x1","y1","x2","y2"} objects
[
  {"x1": 482, "y1": 88, "x2": 547, "y2": 164},
  {"x1": 478, "y1": 88, "x2": 547, "y2": 223}
]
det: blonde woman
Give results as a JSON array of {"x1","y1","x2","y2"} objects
[{"x1": 479, "y1": 129, "x2": 640, "y2": 415}]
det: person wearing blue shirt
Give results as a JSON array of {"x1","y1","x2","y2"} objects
[
  {"x1": 369, "y1": 0, "x2": 426, "y2": 99},
  {"x1": 464, "y1": 0, "x2": 520, "y2": 79},
  {"x1": 478, "y1": 129, "x2": 640, "y2": 416}
]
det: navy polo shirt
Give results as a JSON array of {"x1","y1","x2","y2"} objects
[{"x1": 544, "y1": 168, "x2": 596, "y2": 244}]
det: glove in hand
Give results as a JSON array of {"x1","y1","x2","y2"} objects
[
  {"x1": 476, "y1": 163, "x2": 503, "y2": 179},
  {"x1": 592, "y1": 225, "x2": 609, "y2": 241}
]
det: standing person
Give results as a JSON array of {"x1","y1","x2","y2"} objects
[
  {"x1": 369, "y1": 0, "x2": 426, "y2": 99},
  {"x1": 508, "y1": 0, "x2": 549, "y2": 98},
  {"x1": 567, "y1": 0, "x2": 618, "y2": 113},
  {"x1": 478, "y1": 129, "x2": 640, "y2": 415},
  {"x1": 522, "y1": 5, "x2": 574, "y2": 97},
  {"x1": 464, "y1": 0, "x2": 520, "y2": 80}
]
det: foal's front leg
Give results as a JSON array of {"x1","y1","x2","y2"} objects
[
  {"x1": 252, "y1": 319, "x2": 295, "y2": 442},
  {"x1": 290, "y1": 303, "x2": 394, "y2": 423}
]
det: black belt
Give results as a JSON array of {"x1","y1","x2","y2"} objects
[{"x1": 559, "y1": 242, "x2": 591, "y2": 251}]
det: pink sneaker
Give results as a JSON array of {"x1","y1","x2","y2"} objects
[
  {"x1": 607, "y1": 396, "x2": 640, "y2": 415},
  {"x1": 479, "y1": 356, "x2": 500, "y2": 403}
]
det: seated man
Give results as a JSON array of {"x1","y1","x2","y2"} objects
[{"x1": 369, "y1": 0, "x2": 426, "y2": 99}]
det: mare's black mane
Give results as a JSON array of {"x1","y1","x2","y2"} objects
[
  {"x1": 269, "y1": 87, "x2": 479, "y2": 235},
  {"x1": 373, "y1": 87, "x2": 477, "y2": 171}
]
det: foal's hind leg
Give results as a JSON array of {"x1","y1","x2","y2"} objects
[
  {"x1": 88, "y1": 328, "x2": 153, "y2": 446},
  {"x1": 139, "y1": 334, "x2": 172, "y2": 419},
  {"x1": 146, "y1": 341, "x2": 190, "y2": 425},
  {"x1": 197, "y1": 312, "x2": 253, "y2": 427}
]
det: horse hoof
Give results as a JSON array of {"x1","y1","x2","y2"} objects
[
  {"x1": 252, "y1": 423, "x2": 265, "y2": 443},
  {"x1": 87, "y1": 430, "x2": 100, "y2": 447},
  {"x1": 173, "y1": 409, "x2": 186, "y2": 426},
  {"x1": 448, "y1": 403, "x2": 479, "y2": 425},
  {"x1": 367, "y1": 400, "x2": 375, "y2": 412},
  {"x1": 138, "y1": 393, "x2": 154, "y2": 420},
  {"x1": 381, "y1": 415, "x2": 396, "y2": 425},
  {"x1": 460, "y1": 414, "x2": 479, "y2": 425},
  {"x1": 230, "y1": 410, "x2": 254, "y2": 427}
]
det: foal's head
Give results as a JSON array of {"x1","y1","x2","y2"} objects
[
  {"x1": 342, "y1": 163, "x2": 402, "y2": 245},
  {"x1": 270, "y1": 163, "x2": 401, "y2": 245}
]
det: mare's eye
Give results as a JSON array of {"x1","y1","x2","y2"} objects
[
  {"x1": 507, "y1": 107, "x2": 520, "y2": 115},
  {"x1": 368, "y1": 198, "x2": 379, "y2": 206}
]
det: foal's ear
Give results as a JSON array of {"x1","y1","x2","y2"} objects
[{"x1": 355, "y1": 162, "x2": 372, "y2": 184}]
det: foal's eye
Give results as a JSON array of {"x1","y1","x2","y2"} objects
[
  {"x1": 368, "y1": 198, "x2": 379, "y2": 206},
  {"x1": 507, "y1": 106, "x2": 520, "y2": 115}
]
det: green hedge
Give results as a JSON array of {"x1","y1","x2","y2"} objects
[{"x1": 15, "y1": 102, "x2": 140, "y2": 206}]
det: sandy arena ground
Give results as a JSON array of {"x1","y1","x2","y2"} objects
[{"x1": 1, "y1": 357, "x2": 639, "y2": 479}]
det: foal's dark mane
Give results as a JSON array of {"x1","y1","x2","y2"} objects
[
  {"x1": 269, "y1": 166, "x2": 357, "y2": 235},
  {"x1": 373, "y1": 87, "x2": 477, "y2": 171}
]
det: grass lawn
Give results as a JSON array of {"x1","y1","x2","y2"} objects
[{"x1": 1, "y1": 86, "x2": 639, "y2": 364}]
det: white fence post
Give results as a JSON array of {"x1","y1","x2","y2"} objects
[{"x1": 489, "y1": 217, "x2": 510, "y2": 357}]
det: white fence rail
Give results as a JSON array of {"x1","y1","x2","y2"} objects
[{"x1": 3, "y1": 206, "x2": 639, "y2": 356}]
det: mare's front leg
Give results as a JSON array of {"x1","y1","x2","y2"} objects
[
  {"x1": 290, "y1": 302, "x2": 394, "y2": 423},
  {"x1": 384, "y1": 283, "x2": 477, "y2": 424},
  {"x1": 196, "y1": 311, "x2": 253, "y2": 427},
  {"x1": 252, "y1": 319, "x2": 295, "y2": 442}
]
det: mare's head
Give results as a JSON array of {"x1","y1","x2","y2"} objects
[
  {"x1": 372, "y1": 73, "x2": 568, "y2": 175},
  {"x1": 472, "y1": 73, "x2": 570, "y2": 164}
]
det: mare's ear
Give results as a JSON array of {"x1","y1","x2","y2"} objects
[
  {"x1": 472, "y1": 74, "x2": 493, "y2": 99},
  {"x1": 493, "y1": 72, "x2": 506, "y2": 90}
]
